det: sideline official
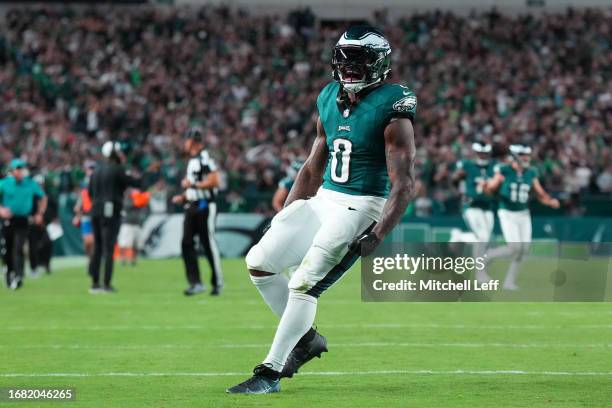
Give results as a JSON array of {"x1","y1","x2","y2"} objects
[
  {"x1": 88, "y1": 142, "x2": 139, "y2": 293},
  {"x1": 0, "y1": 159, "x2": 47, "y2": 290},
  {"x1": 172, "y1": 132, "x2": 223, "y2": 296}
]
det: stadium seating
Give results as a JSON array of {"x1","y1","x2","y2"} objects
[{"x1": 0, "y1": 6, "x2": 610, "y2": 214}]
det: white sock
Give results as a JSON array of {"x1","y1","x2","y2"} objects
[
  {"x1": 250, "y1": 273, "x2": 289, "y2": 319},
  {"x1": 504, "y1": 260, "x2": 521, "y2": 287},
  {"x1": 263, "y1": 292, "x2": 317, "y2": 372}
]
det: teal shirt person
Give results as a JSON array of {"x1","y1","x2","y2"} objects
[
  {"x1": 317, "y1": 81, "x2": 417, "y2": 197},
  {"x1": 0, "y1": 160, "x2": 45, "y2": 217},
  {"x1": 495, "y1": 163, "x2": 538, "y2": 211}
]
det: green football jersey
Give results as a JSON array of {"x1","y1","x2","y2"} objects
[
  {"x1": 278, "y1": 176, "x2": 294, "y2": 191},
  {"x1": 317, "y1": 81, "x2": 417, "y2": 197},
  {"x1": 496, "y1": 163, "x2": 539, "y2": 211},
  {"x1": 456, "y1": 159, "x2": 496, "y2": 210}
]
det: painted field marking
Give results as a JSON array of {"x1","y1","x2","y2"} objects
[{"x1": 2, "y1": 370, "x2": 612, "y2": 378}]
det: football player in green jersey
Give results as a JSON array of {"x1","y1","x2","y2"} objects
[
  {"x1": 483, "y1": 144, "x2": 560, "y2": 290},
  {"x1": 451, "y1": 142, "x2": 496, "y2": 272},
  {"x1": 227, "y1": 26, "x2": 417, "y2": 394},
  {"x1": 272, "y1": 159, "x2": 304, "y2": 212}
]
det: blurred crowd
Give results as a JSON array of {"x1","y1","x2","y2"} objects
[{"x1": 0, "y1": 5, "x2": 610, "y2": 215}]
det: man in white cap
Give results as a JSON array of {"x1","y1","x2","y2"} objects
[{"x1": 87, "y1": 141, "x2": 139, "y2": 293}]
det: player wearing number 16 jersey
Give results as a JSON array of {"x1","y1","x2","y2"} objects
[
  {"x1": 484, "y1": 144, "x2": 560, "y2": 290},
  {"x1": 227, "y1": 26, "x2": 417, "y2": 394}
]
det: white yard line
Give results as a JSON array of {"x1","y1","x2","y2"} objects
[
  {"x1": 1, "y1": 370, "x2": 612, "y2": 378},
  {"x1": 218, "y1": 342, "x2": 612, "y2": 349},
  {"x1": 4, "y1": 323, "x2": 612, "y2": 331},
  {"x1": 2, "y1": 342, "x2": 609, "y2": 350}
]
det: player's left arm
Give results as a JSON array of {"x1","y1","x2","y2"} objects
[
  {"x1": 272, "y1": 187, "x2": 289, "y2": 212},
  {"x1": 352, "y1": 118, "x2": 416, "y2": 256},
  {"x1": 532, "y1": 178, "x2": 560, "y2": 208},
  {"x1": 32, "y1": 182, "x2": 47, "y2": 225},
  {"x1": 451, "y1": 165, "x2": 466, "y2": 183}
]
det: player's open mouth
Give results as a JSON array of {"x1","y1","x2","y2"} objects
[{"x1": 341, "y1": 67, "x2": 365, "y2": 82}]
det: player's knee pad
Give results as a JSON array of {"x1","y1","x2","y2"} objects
[
  {"x1": 287, "y1": 248, "x2": 341, "y2": 297},
  {"x1": 245, "y1": 243, "x2": 277, "y2": 275},
  {"x1": 288, "y1": 278, "x2": 310, "y2": 294}
]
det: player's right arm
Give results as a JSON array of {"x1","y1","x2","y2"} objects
[
  {"x1": 284, "y1": 117, "x2": 328, "y2": 207},
  {"x1": 451, "y1": 160, "x2": 466, "y2": 183},
  {"x1": 532, "y1": 178, "x2": 560, "y2": 208}
]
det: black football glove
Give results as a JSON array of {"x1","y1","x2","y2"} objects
[{"x1": 349, "y1": 232, "x2": 381, "y2": 257}]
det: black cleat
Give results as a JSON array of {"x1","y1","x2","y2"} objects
[
  {"x1": 226, "y1": 364, "x2": 280, "y2": 394},
  {"x1": 211, "y1": 286, "x2": 222, "y2": 296},
  {"x1": 281, "y1": 330, "x2": 328, "y2": 378},
  {"x1": 103, "y1": 285, "x2": 117, "y2": 294},
  {"x1": 89, "y1": 283, "x2": 104, "y2": 294}
]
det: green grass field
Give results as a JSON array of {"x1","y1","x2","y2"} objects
[{"x1": 1, "y1": 258, "x2": 611, "y2": 407}]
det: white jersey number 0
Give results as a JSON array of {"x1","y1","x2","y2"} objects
[{"x1": 330, "y1": 138, "x2": 352, "y2": 183}]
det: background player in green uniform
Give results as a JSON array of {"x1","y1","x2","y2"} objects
[
  {"x1": 228, "y1": 26, "x2": 417, "y2": 394},
  {"x1": 452, "y1": 142, "x2": 496, "y2": 274},
  {"x1": 272, "y1": 159, "x2": 304, "y2": 212},
  {"x1": 484, "y1": 144, "x2": 560, "y2": 290}
]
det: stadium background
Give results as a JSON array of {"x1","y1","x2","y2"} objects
[
  {"x1": 1, "y1": 1, "x2": 611, "y2": 407},
  {"x1": 1, "y1": 0, "x2": 611, "y2": 257}
]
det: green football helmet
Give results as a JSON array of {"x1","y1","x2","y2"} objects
[
  {"x1": 509, "y1": 144, "x2": 532, "y2": 166},
  {"x1": 332, "y1": 26, "x2": 391, "y2": 93},
  {"x1": 472, "y1": 141, "x2": 492, "y2": 165}
]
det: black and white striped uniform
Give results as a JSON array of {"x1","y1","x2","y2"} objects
[
  {"x1": 181, "y1": 149, "x2": 223, "y2": 289},
  {"x1": 185, "y1": 150, "x2": 218, "y2": 202}
]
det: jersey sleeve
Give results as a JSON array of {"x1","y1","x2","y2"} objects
[
  {"x1": 494, "y1": 163, "x2": 507, "y2": 175},
  {"x1": 528, "y1": 167, "x2": 539, "y2": 185},
  {"x1": 455, "y1": 160, "x2": 467, "y2": 171},
  {"x1": 278, "y1": 176, "x2": 293, "y2": 190},
  {"x1": 33, "y1": 180, "x2": 45, "y2": 198},
  {"x1": 385, "y1": 85, "x2": 417, "y2": 123},
  {"x1": 316, "y1": 82, "x2": 338, "y2": 116}
]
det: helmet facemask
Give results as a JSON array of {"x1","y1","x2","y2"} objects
[
  {"x1": 509, "y1": 144, "x2": 532, "y2": 167},
  {"x1": 472, "y1": 142, "x2": 491, "y2": 166},
  {"x1": 332, "y1": 27, "x2": 391, "y2": 94},
  {"x1": 518, "y1": 153, "x2": 532, "y2": 167}
]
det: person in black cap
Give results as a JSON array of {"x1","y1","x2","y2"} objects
[
  {"x1": 0, "y1": 159, "x2": 47, "y2": 290},
  {"x1": 172, "y1": 130, "x2": 224, "y2": 296},
  {"x1": 28, "y1": 174, "x2": 54, "y2": 276},
  {"x1": 88, "y1": 141, "x2": 139, "y2": 294}
]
